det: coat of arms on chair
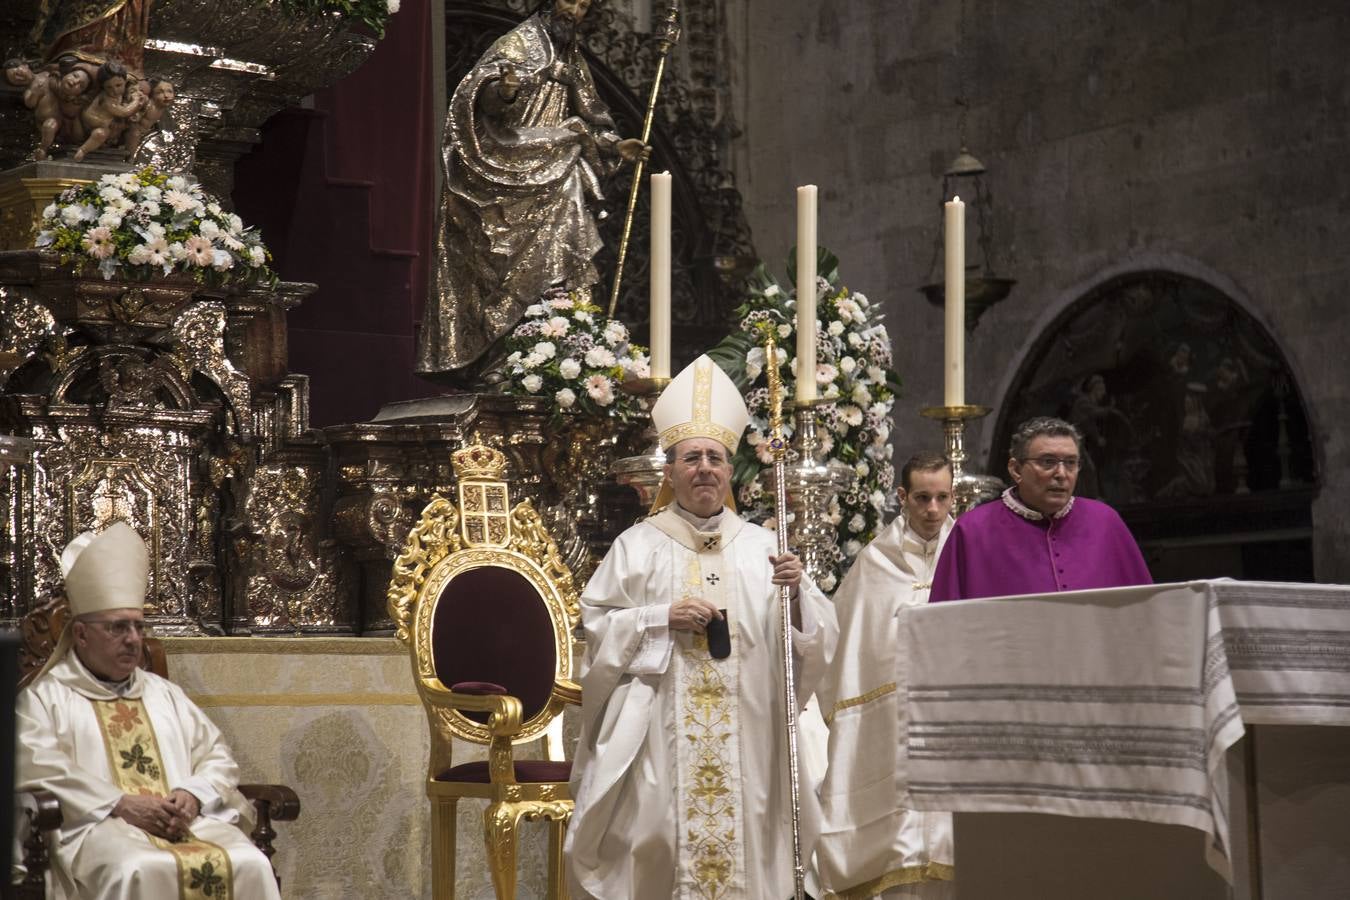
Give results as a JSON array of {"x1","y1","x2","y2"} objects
[{"x1": 387, "y1": 442, "x2": 581, "y2": 899}]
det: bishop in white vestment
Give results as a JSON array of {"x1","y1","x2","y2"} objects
[
  {"x1": 816, "y1": 454, "x2": 958, "y2": 899},
  {"x1": 566, "y1": 356, "x2": 838, "y2": 899},
  {"x1": 15, "y1": 522, "x2": 281, "y2": 900}
]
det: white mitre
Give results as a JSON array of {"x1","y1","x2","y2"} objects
[
  {"x1": 36, "y1": 521, "x2": 149, "y2": 679},
  {"x1": 652, "y1": 354, "x2": 749, "y2": 453},
  {"x1": 649, "y1": 355, "x2": 749, "y2": 513}
]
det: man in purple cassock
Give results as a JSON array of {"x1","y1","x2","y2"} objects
[{"x1": 929, "y1": 416, "x2": 1151, "y2": 602}]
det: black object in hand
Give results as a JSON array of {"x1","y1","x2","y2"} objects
[{"x1": 706, "y1": 609, "x2": 730, "y2": 659}]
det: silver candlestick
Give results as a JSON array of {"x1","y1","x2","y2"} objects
[
  {"x1": 919, "y1": 403, "x2": 1004, "y2": 514},
  {"x1": 611, "y1": 376, "x2": 671, "y2": 515},
  {"x1": 765, "y1": 399, "x2": 855, "y2": 586}
]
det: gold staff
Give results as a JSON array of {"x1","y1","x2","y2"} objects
[
  {"x1": 761, "y1": 326, "x2": 807, "y2": 900},
  {"x1": 607, "y1": 0, "x2": 681, "y2": 317}
]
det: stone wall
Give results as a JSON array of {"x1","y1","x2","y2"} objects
[{"x1": 725, "y1": 0, "x2": 1350, "y2": 580}]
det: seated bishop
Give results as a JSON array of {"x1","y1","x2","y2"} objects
[
  {"x1": 930, "y1": 416, "x2": 1151, "y2": 602},
  {"x1": 16, "y1": 521, "x2": 282, "y2": 900},
  {"x1": 565, "y1": 354, "x2": 839, "y2": 899}
]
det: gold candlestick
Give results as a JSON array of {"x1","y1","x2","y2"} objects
[{"x1": 919, "y1": 403, "x2": 1004, "y2": 514}]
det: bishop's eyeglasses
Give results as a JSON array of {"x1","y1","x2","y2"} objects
[{"x1": 81, "y1": 618, "x2": 152, "y2": 638}]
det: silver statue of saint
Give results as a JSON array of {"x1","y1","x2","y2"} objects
[{"x1": 417, "y1": 0, "x2": 645, "y2": 380}]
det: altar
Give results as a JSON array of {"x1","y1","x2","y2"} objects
[{"x1": 897, "y1": 580, "x2": 1350, "y2": 900}]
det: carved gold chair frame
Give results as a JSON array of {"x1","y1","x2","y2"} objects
[{"x1": 388, "y1": 443, "x2": 581, "y2": 900}]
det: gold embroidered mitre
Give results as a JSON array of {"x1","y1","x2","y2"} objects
[{"x1": 652, "y1": 355, "x2": 749, "y2": 453}]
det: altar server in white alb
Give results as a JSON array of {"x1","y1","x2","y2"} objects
[
  {"x1": 16, "y1": 521, "x2": 281, "y2": 900},
  {"x1": 816, "y1": 452, "x2": 958, "y2": 898},
  {"x1": 566, "y1": 355, "x2": 839, "y2": 899}
]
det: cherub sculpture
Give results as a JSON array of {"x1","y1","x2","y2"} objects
[
  {"x1": 73, "y1": 60, "x2": 145, "y2": 161},
  {"x1": 121, "y1": 78, "x2": 173, "y2": 160}
]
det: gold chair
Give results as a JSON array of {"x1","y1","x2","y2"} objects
[{"x1": 388, "y1": 444, "x2": 581, "y2": 900}]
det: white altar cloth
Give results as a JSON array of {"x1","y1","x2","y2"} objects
[{"x1": 899, "y1": 579, "x2": 1350, "y2": 882}]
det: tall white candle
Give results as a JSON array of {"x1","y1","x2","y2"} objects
[
  {"x1": 796, "y1": 184, "x2": 818, "y2": 402},
  {"x1": 943, "y1": 195, "x2": 965, "y2": 407},
  {"x1": 649, "y1": 171, "x2": 672, "y2": 380}
]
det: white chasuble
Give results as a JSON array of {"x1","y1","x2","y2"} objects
[
  {"x1": 567, "y1": 507, "x2": 838, "y2": 900},
  {"x1": 16, "y1": 653, "x2": 281, "y2": 900}
]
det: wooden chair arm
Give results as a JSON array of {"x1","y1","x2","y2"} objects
[
  {"x1": 236, "y1": 783, "x2": 300, "y2": 886},
  {"x1": 18, "y1": 788, "x2": 62, "y2": 894},
  {"x1": 238, "y1": 784, "x2": 301, "y2": 822},
  {"x1": 553, "y1": 678, "x2": 582, "y2": 706}
]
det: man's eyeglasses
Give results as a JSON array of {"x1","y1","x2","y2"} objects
[
  {"x1": 1021, "y1": 456, "x2": 1081, "y2": 474},
  {"x1": 678, "y1": 451, "x2": 728, "y2": 468},
  {"x1": 80, "y1": 619, "x2": 151, "y2": 638}
]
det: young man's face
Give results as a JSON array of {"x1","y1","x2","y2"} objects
[{"x1": 898, "y1": 467, "x2": 953, "y2": 540}]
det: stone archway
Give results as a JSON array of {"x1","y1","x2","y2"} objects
[{"x1": 991, "y1": 271, "x2": 1317, "y2": 582}]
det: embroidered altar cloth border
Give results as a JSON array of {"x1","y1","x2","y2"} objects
[{"x1": 898, "y1": 579, "x2": 1350, "y2": 883}]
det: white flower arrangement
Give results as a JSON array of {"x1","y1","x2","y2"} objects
[
  {"x1": 501, "y1": 288, "x2": 650, "y2": 425},
  {"x1": 709, "y1": 248, "x2": 900, "y2": 592},
  {"x1": 34, "y1": 168, "x2": 275, "y2": 287}
]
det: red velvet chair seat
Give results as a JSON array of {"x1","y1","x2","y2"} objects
[{"x1": 435, "y1": 759, "x2": 572, "y2": 784}]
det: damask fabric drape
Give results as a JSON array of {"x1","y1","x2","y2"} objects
[
  {"x1": 16, "y1": 652, "x2": 280, "y2": 900},
  {"x1": 566, "y1": 506, "x2": 838, "y2": 900},
  {"x1": 815, "y1": 515, "x2": 955, "y2": 899},
  {"x1": 895, "y1": 580, "x2": 1350, "y2": 883},
  {"x1": 418, "y1": 12, "x2": 619, "y2": 374}
]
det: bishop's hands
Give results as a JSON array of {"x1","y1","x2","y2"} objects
[
  {"x1": 670, "y1": 597, "x2": 723, "y2": 633},
  {"x1": 769, "y1": 552, "x2": 803, "y2": 599},
  {"x1": 114, "y1": 788, "x2": 200, "y2": 841}
]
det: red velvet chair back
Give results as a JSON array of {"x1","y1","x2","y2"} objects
[{"x1": 430, "y1": 565, "x2": 559, "y2": 725}]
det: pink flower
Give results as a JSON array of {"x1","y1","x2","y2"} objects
[
  {"x1": 585, "y1": 374, "x2": 614, "y2": 406},
  {"x1": 183, "y1": 235, "x2": 214, "y2": 267},
  {"x1": 540, "y1": 316, "x2": 570, "y2": 338},
  {"x1": 81, "y1": 226, "x2": 115, "y2": 259}
]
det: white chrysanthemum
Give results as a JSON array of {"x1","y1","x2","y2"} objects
[
  {"x1": 574, "y1": 310, "x2": 593, "y2": 324},
  {"x1": 166, "y1": 175, "x2": 189, "y2": 192},
  {"x1": 556, "y1": 387, "x2": 576, "y2": 407},
  {"x1": 855, "y1": 461, "x2": 870, "y2": 477},
  {"x1": 840, "y1": 405, "x2": 864, "y2": 427},
  {"x1": 211, "y1": 248, "x2": 233, "y2": 270},
  {"x1": 824, "y1": 382, "x2": 841, "y2": 399},
  {"x1": 870, "y1": 489, "x2": 887, "y2": 510},
  {"x1": 199, "y1": 219, "x2": 221, "y2": 241},
  {"x1": 522, "y1": 352, "x2": 544, "y2": 369},
  {"x1": 97, "y1": 210, "x2": 123, "y2": 230},
  {"x1": 226, "y1": 213, "x2": 244, "y2": 235},
  {"x1": 127, "y1": 244, "x2": 154, "y2": 265},
  {"x1": 839, "y1": 356, "x2": 856, "y2": 374},
  {"x1": 534, "y1": 341, "x2": 557, "y2": 359},
  {"x1": 60, "y1": 205, "x2": 85, "y2": 226},
  {"x1": 115, "y1": 172, "x2": 138, "y2": 192},
  {"x1": 524, "y1": 304, "x2": 545, "y2": 317},
  {"x1": 745, "y1": 346, "x2": 765, "y2": 381},
  {"x1": 99, "y1": 173, "x2": 120, "y2": 187},
  {"x1": 585, "y1": 347, "x2": 616, "y2": 368},
  {"x1": 139, "y1": 185, "x2": 163, "y2": 202},
  {"x1": 221, "y1": 233, "x2": 244, "y2": 252},
  {"x1": 602, "y1": 321, "x2": 627, "y2": 345},
  {"x1": 777, "y1": 323, "x2": 792, "y2": 339},
  {"x1": 852, "y1": 383, "x2": 871, "y2": 406},
  {"x1": 207, "y1": 201, "x2": 222, "y2": 216},
  {"x1": 41, "y1": 203, "x2": 58, "y2": 219},
  {"x1": 387, "y1": 0, "x2": 400, "y2": 12},
  {"x1": 98, "y1": 186, "x2": 124, "y2": 203},
  {"x1": 827, "y1": 320, "x2": 844, "y2": 336},
  {"x1": 137, "y1": 200, "x2": 161, "y2": 218},
  {"x1": 169, "y1": 241, "x2": 188, "y2": 261},
  {"x1": 164, "y1": 189, "x2": 197, "y2": 213},
  {"x1": 764, "y1": 284, "x2": 780, "y2": 297},
  {"x1": 247, "y1": 245, "x2": 266, "y2": 267},
  {"x1": 559, "y1": 358, "x2": 581, "y2": 379},
  {"x1": 848, "y1": 332, "x2": 864, "y2": 348},
  {"x1": 521, "y1": 374, "x2": 543, "y2": 393}
]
